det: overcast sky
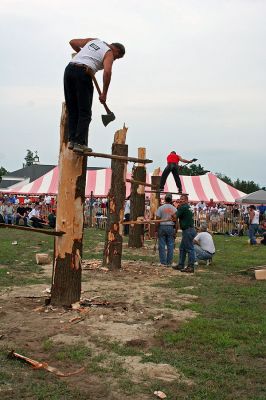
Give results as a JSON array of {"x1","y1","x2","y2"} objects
[{"x1": 0, "y1": 0, "x2": 265, "y2": 185}]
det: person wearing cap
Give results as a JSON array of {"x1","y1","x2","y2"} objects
[
  {"x1": 156, "y1": 194, "x2": 177, "y2": 266},
  {"x1": 193, "y1": 223, "x2": 215, "y2": 266},
  {"x1": 64, "y1": 38, "x2": 125, "y2": 153},
  {"x1": 172, "y1": 194, "x2": 197, "y2": 273},
  {"x1": 159, "y1": 151, "x2": 196, "y2": 193}
]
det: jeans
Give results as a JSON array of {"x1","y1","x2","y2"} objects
[
  {"x1": 178, "y1": 227, "x2": 197, "y2": 267},
  {"x1": 160, "y1": 163, "x2": 182, "y2": 192},
  {"x1": 64, "y1": 63, "x2": 94, "y2": 145},
  {"x1": 194, "y1": 244, "x2": 213, "y2": 261},
  {"x1": 158, "y1": 225, "x2": 175, "y2": 265},
  {"x1": 249, "y1": 224, "x2": 259, "y2": 245},
  {"x1": 4, "y1": 214, "x2": 13, "y2": 224}
]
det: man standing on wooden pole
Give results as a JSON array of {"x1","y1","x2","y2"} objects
[
  {"x1": 64, "y1": 38, "x2": 125, "y2": 152},
  {"x1": 103, "y1": 126, "x2": 128, "y2": 269}
]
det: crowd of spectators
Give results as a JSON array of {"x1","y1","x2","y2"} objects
[
  {"x1": 1, "y1": 192, "x2": 265, "y2": 243},
  {"x1": 0, "y1": 193, "x2": 56, "y2": 229}
]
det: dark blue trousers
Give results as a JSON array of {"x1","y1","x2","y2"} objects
[{"x1": 64, "y1": 63, "x2": 94, "y2": 145}]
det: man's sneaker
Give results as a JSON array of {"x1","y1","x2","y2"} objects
[
  {"x1": 159, "y1": 188, "x2": 164, "y2": 192},
  {"x1": 73, "y1": 143, "x2": 93, "y2": 153},
  {"x1": 181, "y1": 266, "x2": 194, "y2": 273},
  {"x1": 172, "y1": 265, "x2": 183, "y2": 271},
  {"x1": 68, "y1": 141, "x2": 74, "y2": 150},
  {"x1": 194, "y1": 261, "x2": 199, "y2": 267},
  {"x1": 206, "y1": 259, "x2": 212, "y2": 266}
]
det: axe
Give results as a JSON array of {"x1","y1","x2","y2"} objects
[{"x1": 88, "y1": 71, "x2": 116, "y2": 127}]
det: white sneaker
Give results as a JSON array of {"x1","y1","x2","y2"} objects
[
  {"x1": 206, "y1": 259, "x2": 212, "y2": 266},
  {"x1": 194, "y1": 262, "x2": 199, "y2": 267}
]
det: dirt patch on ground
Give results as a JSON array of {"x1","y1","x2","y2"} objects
[{"x1": 0, "y1": 260, "x2": 197, "y2": 399}]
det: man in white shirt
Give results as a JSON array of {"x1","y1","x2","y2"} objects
[
  {"x1": 193, "y1": 223, "x2": 215, "y2": 266},
  {"x1": 28, "y1": 204, "x2": 45, "y2": 228},
  {"x1": 248, "y1": 205, "x2": 260, "y2": 245},
  {"x1": 64, "y1": 37, "x2": 125, "y2": 153}
]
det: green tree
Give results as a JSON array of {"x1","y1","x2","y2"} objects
[
  {"x1": 234, "y1": 179, "x2": 260, "y2": 194},
  {"x1": 215, "y1": 173, "x2": 233, "y2": 186},
  {"x1": 179, "y1": 163, "x2": 209, "y2": 176},
  {"x1": 0, "y1": 166, "x2": 8, "y2": 183},
  {"x1": 24, "y1": 149, "x2": 35, "y2": 166}
]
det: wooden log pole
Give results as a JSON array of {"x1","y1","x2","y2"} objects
[
  {"x1": 149, "y1": 168, "x2": 161, "y2": 239},
  {"x1": 128, "y1": 148, "x2": 146, "y2": 248},
  {"x1": 51, "y1": 103, "x2": 87, "y2": 306},
  {"x1": 103, "y1": 126, "x2": 128, "y2": 269}
]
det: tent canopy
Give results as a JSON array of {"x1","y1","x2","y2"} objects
[
  {"x1": 235, "y1": 189, "x2": 266, "y2": 204},
  {"x1": 3, "y1": 167, "x2": 246, "y2": 203}
]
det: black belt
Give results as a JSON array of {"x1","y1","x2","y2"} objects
[
  {"x1": 205, "y1": 250, "x2": 215, "y2": 255},
  {"x1": 69, "y1": 62, "x2": 88, "y2": 69}
]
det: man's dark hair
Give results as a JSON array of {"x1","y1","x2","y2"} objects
[
  {"x1": 111, "y1": 42, "x2": 125, "y2": 56},
  {"x1": 165, "y1": 193, "x2": 172, "y2": 203}
]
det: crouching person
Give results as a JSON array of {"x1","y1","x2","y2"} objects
[{"x1": 193, "y1": 223, "x2": 215, "y2": 266}]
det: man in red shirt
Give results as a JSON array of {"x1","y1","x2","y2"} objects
[{"x1": 160, "y1": 151, "x2": 196, "y2": 193}]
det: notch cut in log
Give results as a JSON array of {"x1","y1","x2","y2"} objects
[
  {"x1": 0, "y1": 223, "x2": 65, "y2": 236},
  {"x1": 82, "y1": 150, "x2": 153, "y2": 164}
]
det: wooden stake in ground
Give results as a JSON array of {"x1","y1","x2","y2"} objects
[
  {"x1": 103, "y1": 126, "x2": 128, "y2": 269},
  {"x1": 128, "y1": 148, "x2": 146, "y2": 248},
  {"x1": 149, "y1": 168, "x2": 161, "y2": 239},
  {"x1": 51, "y1": 103, "x2": 87, "y2": 306}
]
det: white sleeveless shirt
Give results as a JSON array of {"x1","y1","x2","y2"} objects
[
  {"x1": 251, "y1": 210, "x2": 260, "y2": 224},
  {"x1": 72, "y1": 39, "x2": 110, "y2": 73}
]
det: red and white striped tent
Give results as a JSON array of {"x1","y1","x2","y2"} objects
[{"x1": 4, "y1": 167, "x2": 246, "y2": 203}]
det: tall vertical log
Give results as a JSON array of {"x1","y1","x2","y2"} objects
[
  {"x1": 103, "y1": 126, "x2": 128, "y2": 269},
  {"x1": 51, "y1": 103, "x2": 87, "y2": 306},
  {"x1": 128, "y1": 148, "x2": 146, "y2": 248},
  {"x1": 149, "y1": 168, "x2": 161, "y2": 239}
]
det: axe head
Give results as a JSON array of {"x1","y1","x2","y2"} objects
[{"x1": 102, "y1": 112, "x2": 116, "y2": 127}]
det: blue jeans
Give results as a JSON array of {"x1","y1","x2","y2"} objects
[
  {"x1": 158, "y1": 225, "x2": 175, "y2": 265},
  {"x1": 249, "y1": 224, "x2": 259, "y2": 245},
  {"x1": 194, "y1": 244, "x2": 213, "y2": 261},
  {"x1": 178, "y1": 227, "x2": 197, "y2": 267}
]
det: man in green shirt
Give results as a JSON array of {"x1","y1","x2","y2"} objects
[{"x1": 172, "y1": 194, "x2": 196, "y2": 273}]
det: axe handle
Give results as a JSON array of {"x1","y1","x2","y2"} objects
[{"x1": 89, "y1": 72, "x2": 112, "y2": 115}]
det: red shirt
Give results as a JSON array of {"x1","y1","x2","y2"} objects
[{"x1": 167, "y1": 153, "x2": 180, "y2": 164}]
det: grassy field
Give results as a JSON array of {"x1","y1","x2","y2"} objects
[{"x1": 0, "y1": 227, "x2": 265, "y2": 399}]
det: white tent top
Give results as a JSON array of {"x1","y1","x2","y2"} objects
[{"x1": 235, "y1": 189, "x2": 266, "y2": 204}]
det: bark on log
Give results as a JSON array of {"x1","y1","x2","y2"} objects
[
  {"x1": 103, "y1": 126, "x2": 128, "y2": 269},
  {"x1": 149, "y1": 168, "x2": 161, "y2": 239},
  {"x1": 51, "y1": 103, "x2": 87, "y2": 306},
  {"x1": 128, "y1": 148, "x2": 146, "y2": 248}
]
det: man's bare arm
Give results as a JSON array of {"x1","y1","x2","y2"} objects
[
  {"x1": 69, "y1": 38, "x2": 96, "y2": 53},
  {"x1": 99, "y1": 52, "x2": 114, "y2": 103}
]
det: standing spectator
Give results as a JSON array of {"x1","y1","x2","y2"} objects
[
  {"x1": 196, "y1": 200, "x2": 206, "y2": 211},
  {"x1": 44, "y1": 194, "x2": 52, "y2": 206},
  {"x1": 248, "y1": 205, "x2": 260, "y2": 245},
  {"x1": 172, "y1": 194, "x2": 197, "y2": 273},
  {"x1": 193, "y1": 223, "x2": 215, "y2": 266},
  {"x1": 156, "y1": 194, "x2": 177, "y2": 266},
  {"x1": 124, "y1": 196, "x2": 131, "y2": 235},
  {"x1": 24, "y1": 195, "x2": 31, "y2": 205}
]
